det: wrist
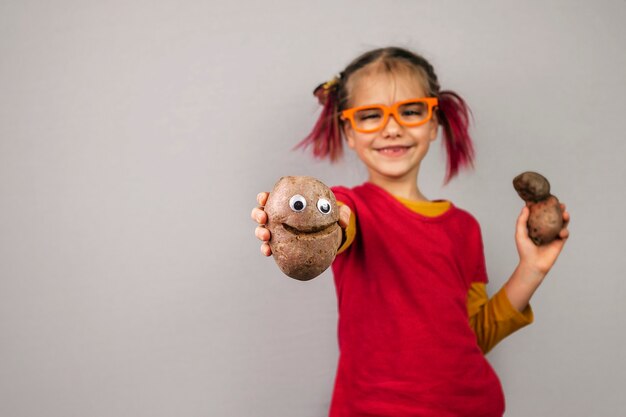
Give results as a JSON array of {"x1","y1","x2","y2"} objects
[
  {"x1": 504, "y1": 263, "x2": 546, "y2": 312},
  {"x1": 515, "y1": 261, "x2": 547, "y2": 285}
]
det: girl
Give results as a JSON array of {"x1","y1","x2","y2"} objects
[{"x1": 251, "y1": 47, "x2": 569, "y2": 417}]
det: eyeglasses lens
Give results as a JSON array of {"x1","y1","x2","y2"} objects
[
  {"x1": 354, "y1": 107, "x2": 385, "y2": 131},
  {"x1": 398, "y1": 101, "x2": 428, "y2": 125}
]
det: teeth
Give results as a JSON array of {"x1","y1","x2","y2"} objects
[
  {"x1": 379, "y1": 147, "x2": 407, "y2": 152},
  {"x1": 379, "y1": 146, "x2": 407, "y2": 150}
]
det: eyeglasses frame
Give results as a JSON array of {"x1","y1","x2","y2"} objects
[{"x1": 340, "y1": 97, "x2": 439, "y2": 133}]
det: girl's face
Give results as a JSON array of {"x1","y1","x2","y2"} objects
[{"x1": 342, "y1": 69, "x2": 438, "y2": 185}]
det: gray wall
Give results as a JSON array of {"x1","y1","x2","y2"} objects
[{"x1": 1, "y1": 1, "x2": 625, "y2": 416}]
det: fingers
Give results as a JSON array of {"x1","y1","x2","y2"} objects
[
  {"x1": 250, "y1": 207, "x2": 267, "y2": 225},
  {"x1": 561, "y1": 203, "x2": 570, "y2": 226},
  {"x1": 257, "y1": 192, "x2": 269, "y2": 207},
  {"x1": 261, "y1": 241, "x2": 272, "y2": 257},
  {"x1": 252, "y1": 192, "x2": 272, "y2": 256},
  {"x1": 250, "y1": 192, "x2": 269, "y2": 225},
  {"x1": 559, "y1": 203, "x2": 570, "y2": 241},
  {"x1": 338, "y1": 204, "x2": 351, "y2": 229},
  {"x1": 256, "y1": 224, "x2": 272, "y2": 256},
  {"x1": 255, "y1": 225, "x2": 270, "y2": 241}
]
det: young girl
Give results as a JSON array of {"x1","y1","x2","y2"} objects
[{"x1": 251, "y1": 47, "x2": 569, "y2": 417}]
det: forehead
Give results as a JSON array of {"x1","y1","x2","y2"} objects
[{"x1": 346, "y1": 64, "x2": 428, "y2": 107}]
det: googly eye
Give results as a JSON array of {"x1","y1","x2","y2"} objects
[
  {"x1": 289, "y1": 195, "x2": 307, "y2": 212},
  {"x1": 317, "y1": 198, "x2": 332, "y2": 214}
]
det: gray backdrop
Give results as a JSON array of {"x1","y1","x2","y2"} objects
[{"x1": 1, "y1": 1, "x2": 625, "y2": 416}]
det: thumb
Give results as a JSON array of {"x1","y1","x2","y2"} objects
[
  {"x1": 338, "y1": 204, "x2": 351, "y2": 229},
  {"x1": 516, "y1": 205, "x2": 530, "y2": 240}
]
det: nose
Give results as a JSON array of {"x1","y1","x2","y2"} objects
[{"x1": 382, "y1": 113, "x2": 402, "y2": 138}]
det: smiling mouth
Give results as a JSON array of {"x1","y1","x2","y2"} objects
[
  {"x1": 375, "y1": 145, "x2": 414, "y2": 151},
  {"x1": 282, "y1": 222, "x2": 337, "y2": 236}
]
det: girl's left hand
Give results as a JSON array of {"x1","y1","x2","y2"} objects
[{"x1": 515, "y1": 203, "x2": 570, "y2": 276}]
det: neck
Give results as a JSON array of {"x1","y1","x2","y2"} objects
[{"x1": 368, "y1": 171, "x2": 427, "y2": 201}]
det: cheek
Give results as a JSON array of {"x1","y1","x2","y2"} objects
[{"x1": 347, "y1": 130, "x2": 378, "y2": 151}]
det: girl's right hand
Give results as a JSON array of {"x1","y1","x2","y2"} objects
[
  {"x1": 251, "y1": 192, "x2": 272, "y2": 257},
  {"x1": 251, "y1": 191, "x2": 352, "y2": 257}
]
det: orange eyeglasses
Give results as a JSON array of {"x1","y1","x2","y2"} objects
[{"x1": 341, "y1": 97, "x2": 438, "y2": 133}]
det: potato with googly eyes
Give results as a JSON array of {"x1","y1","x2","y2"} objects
[{"x1": 265, "y1": 176, "x2": 343, "y2": 281}]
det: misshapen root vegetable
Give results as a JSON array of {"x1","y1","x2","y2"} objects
[
  {"x1": 513, "y1": 172, "x2": 563, "y2": 246},
  {"x1": 265, "y1": 176, "x2": 342, "y2": 281}
]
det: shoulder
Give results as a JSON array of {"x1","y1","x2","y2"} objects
[
  {"x1": 451, "y1": 205, "x2": 479, "y2": 223},
  {"x1": 449, "y1": 204, "x2": 483, "y2": 233}
]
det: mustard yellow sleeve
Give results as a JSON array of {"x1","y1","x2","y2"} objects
[
  {"x1": 336, "y1": 201, "x2": 356, "y2": 254},
  {"x1": 468, "y1": 283, "x2": 534, "y2": 354}
]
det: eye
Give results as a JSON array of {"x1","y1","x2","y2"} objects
[
  {"x1": 289, "y1": 195, "x2": 307, "y2": 212},
  {"x1": 400, "y1": 102, "x2": 427, "y2": 118},
  {"x1": 356, "y1": 108, "x2": 383, "y2": 121},
  {"x1": 317, "y1": 198, "x2": 332, "y2": 214},
  {"x1": 402, "y1": 108, "x2": 424, "y2": 116}
]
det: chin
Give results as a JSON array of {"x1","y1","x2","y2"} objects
[{"x1": 374, "y1": 167, "x2": 417, "y2": 180}]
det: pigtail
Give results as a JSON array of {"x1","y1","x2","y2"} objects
[
  {"x1": 294, "y1": 78, "x2": 343, "y2": 162},
  {"x1": 436, "y1": 90, "x2": 475, "y2": 183}
]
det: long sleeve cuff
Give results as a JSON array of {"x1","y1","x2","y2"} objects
[
  {"x1": 491, "y1": 286, "x2": 534, "y2": 326},
  {"x1": 469, "y1": 285, "x2": 534, "y2": 354}
]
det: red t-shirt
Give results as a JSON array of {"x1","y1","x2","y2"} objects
[{"x1": 329, "y1": 183, "x2": 504, "y2": 417}]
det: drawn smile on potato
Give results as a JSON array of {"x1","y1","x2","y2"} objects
[{"x1": 282, "y1": 221, "x2": 338, "y2": 237}]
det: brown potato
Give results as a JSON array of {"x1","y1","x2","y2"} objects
[
  {"x1": 513, "y1": 171, "x2": 551, "y2": 203},
  {"x1": 513, "y1": 171, "x2": 563, "y2": 245},
  {"x1": 265, "y1": 176, "x2": 342, "y2": 281}
]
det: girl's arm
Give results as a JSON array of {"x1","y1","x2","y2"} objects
[{"x1": 503, "y1": 204, "x2": 570, "y2": 312}]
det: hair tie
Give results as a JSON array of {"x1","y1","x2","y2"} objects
[{"x1": 313, "y1": 76, "x2": 340, "y2": 105}]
